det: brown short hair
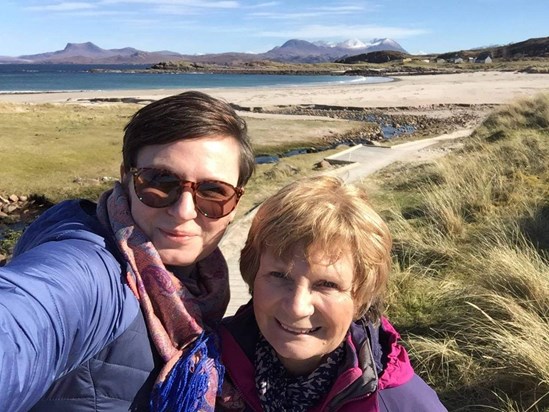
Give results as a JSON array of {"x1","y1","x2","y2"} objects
[
  {"x1": 122, "y1": 91, "x2": 255, "y2": 187},
  {"x1": 240, "y1": 175, "x2": 392, "y2": 322}
]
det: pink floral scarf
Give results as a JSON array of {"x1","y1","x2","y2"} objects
[{"x1": 97, "y1": 182, "x2": 229, "y2": 410}]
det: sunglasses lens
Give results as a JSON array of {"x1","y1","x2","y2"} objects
[
  {"x1": 195, "y1": 181, "x2": 238, "y2": 218},
  {"x1": 132, "y1": 168, "x2": 241, "y2": 218},
  {"x1": 134, "y1": 169, "x2": 180, "y2": 208}
]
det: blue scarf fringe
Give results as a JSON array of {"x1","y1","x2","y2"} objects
[{"x1": 150, "y1": 332, "x2": 225, "y2": 412}]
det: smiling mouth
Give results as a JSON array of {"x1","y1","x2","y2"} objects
[
  {"x1": 161, "y1": 229, "x2": 196, "y2": 239},
  {"x1": 278, "y1": 320, "x2": 320, "y2": 335}
]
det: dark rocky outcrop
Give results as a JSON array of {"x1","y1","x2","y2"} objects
[{"x1": 336, "y1": 50, "x2": 409, "y2": 64}]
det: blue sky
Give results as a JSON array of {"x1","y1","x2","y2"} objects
[{"x1": 1, "y1": 0, "x2": 548, "y2": 56}]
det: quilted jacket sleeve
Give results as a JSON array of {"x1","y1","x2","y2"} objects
[{"x1": 0, "y1": 231, "x2": 136, "y2": 411}]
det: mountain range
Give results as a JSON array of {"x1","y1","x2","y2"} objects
[{"x1": 0, "y1": 38, "x2": 407, "y2": 65}]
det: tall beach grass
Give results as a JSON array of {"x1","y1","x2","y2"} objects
[{"x1": 381, "y1": 93, "x2": 549, "y2": 411}]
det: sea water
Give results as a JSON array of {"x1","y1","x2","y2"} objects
[{"x1": 0, "y1": 64, "x2": 392, "y2": 93}]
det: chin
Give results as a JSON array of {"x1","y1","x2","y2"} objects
[
  {"x1": 274, "y1": 343, "x2": 315, "y2": 361},
  {"x1": 158, "y1": 249, "x2": 199, "y2": 267}
]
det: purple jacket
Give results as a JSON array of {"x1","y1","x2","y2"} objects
[{"x1": 218, "y1": 303, "x2": 447, "y2": 411}]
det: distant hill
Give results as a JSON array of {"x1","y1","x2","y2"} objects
[
  {"x1": 330, "y1": 36, "x2": 549, "y2": 67},
  {"x1": 1, "y1": 36, "x2": 546, "y2": 66},
  {"x1": 0, "y1": 38, "x2": 407, "y2": 65},
  {"x1": 435, "y1": 36, "x2": 549, "y2": 60},
  {"x1": 11, "y1": 42, "x2": 184, "y2": 64}
]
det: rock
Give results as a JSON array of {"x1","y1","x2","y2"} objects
[
  {"x1": 9, "y1": 194, "x2": 19, "y2": 202},
  {"x1": 314, "y1": 160, "x2": 332, "y2": 170},
  {"x1": 0, "y1": 195, "x2": 9, "y2": 204},
  {"x1": 335, "y1": 144, "x2": 350, "y2": 150},
  {"x1": 19, "y1": 195, "x2": 28, "y2": 202},
  {"x1": 0, "y1": 210, "x2": 8, "y2": 218}
]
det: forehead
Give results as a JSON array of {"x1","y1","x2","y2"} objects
[
  {"x1": 135, "y1": 136, "x2": 241, "y2": 183},
  {"x1": 265, "y1": 241, "x2": 350, "y2": 265},
  {"x1": 261, "y1": 246, "x2": 354, "y2": 279}
]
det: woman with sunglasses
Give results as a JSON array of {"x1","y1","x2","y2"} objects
[
  {"x1": 217, "y1": 176, "x2": 447, "y2": 411},
  {"x1": 0, "y1": 91, "x2": 255, "y2": 411}
]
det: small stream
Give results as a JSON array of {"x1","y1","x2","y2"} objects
[{"x1": 255, "y1": 115, "x2": 416, "y2": 164}]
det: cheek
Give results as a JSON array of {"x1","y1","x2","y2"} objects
[
  {"x1": 327, "y1": 299, "x2": 354, "y2": 335},
  {"x1": 252, "y1": 282, "x2": 267, "y2": 311},
  {"x1": 130, "y1": 196, "x2": 155, "y2": 233},
  {"x1": 252, "y1": 280, "x2": 275, "y2": 319},
  {"x1": 200, "y1": 217, "x2": 231, "y2": 241}
]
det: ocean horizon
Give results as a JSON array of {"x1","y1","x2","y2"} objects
[{"x1": 0, "y1": 64, "x2": 393, "y2": 93}]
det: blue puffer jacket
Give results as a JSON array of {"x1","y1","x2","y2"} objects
[{"x1": 0, "y1": 200, "x2": 160, "y2": 411}]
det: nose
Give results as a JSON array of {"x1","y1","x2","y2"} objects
[
  {"x1": 167, "y1": 187, "x2": 198, "y2": 220},
  {"x1": 285, "y1": 285, "x2": 315, "y2": 318}
]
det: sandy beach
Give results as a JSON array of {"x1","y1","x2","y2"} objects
[{"x1": 1, "y1": 71, "x2": 548, "y2": 108}]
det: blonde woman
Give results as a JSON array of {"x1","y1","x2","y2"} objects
[{"x1": 218, "y1": 176, "x2": 446, "y2": 411}]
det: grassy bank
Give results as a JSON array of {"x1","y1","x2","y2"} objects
[
  {"x1": 0, "y1": 102, "x2": 361, "y2": 202},
  {"x1": 368, "y1": 93, "x2": 549, "y2": 411}
]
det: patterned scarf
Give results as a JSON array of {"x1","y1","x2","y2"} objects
[
  {"x1": 254, "y1": 334, "x2": 345, "y2": 412},
  {"x1": 96, "y1": 182, "x2": 229, "y2": 411}
]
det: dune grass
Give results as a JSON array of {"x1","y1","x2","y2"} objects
[{"x1": 370, "y1": 93, "x2": 549, "y2": 411}]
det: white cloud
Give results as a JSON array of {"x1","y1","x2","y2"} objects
[
  {"x1": 25, "y1": 2, "x2": 96, "y2": 11},
  {"x1": 316, "y1": 5, "x2": 365, "y2": 12},
  {"x1": 250, "y1": 11, "x2": 339, "y2": 19},
  {"x1": 258, "y1": 24, "x2": 429, "y2": 40},
  {"x1": 245, "y1": 1, "x2": 279, "y2": 8},
  {"x1": 100, "y1": 0, "x2": 239, "y2": 6},
  {"x1": 248, "y1": 3, "x2": 375, "y2": 18}
]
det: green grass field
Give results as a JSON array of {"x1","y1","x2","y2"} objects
[{"x1": 0, "y1": 102, "x2": 362, "y2": 202}]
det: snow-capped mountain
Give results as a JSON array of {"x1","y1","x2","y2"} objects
[
  {"x1": 337, "y1": 39, "x2": 368, "y2": 49},
  {"x1": 261, "y1": 38, "x2": 408, "y2": 63}
]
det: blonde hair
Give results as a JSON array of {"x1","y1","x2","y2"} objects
[{"x1": 240, "y1": 175, "x2": 392, "y2": 322}]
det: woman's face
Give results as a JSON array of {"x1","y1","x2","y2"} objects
[
  {"x1": 125, "y1": 135, "x2": 241, "y2": 268},
  {"x1": 253, "y1": 247, "x2": 355, "y2": 375}
]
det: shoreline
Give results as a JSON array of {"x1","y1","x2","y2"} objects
[{"x1": 0, "y1": 71, "x2": 547, "y2": 108}]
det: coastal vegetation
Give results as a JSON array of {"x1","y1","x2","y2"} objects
[
  {"x1": 1, "y1": 93, "x2": 548, "y2": 411},
  {"x1": 149, "y1": 56, "x2": 549, "y2": 76},
  {"x1": 371, "y1": 93, "x2": 549, "y2": 411}
]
